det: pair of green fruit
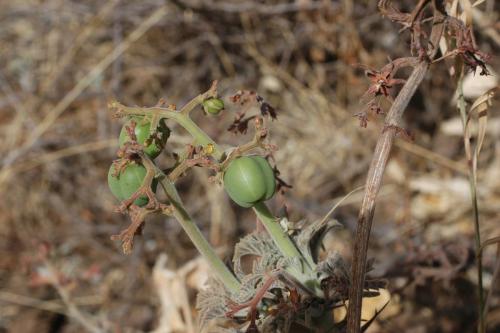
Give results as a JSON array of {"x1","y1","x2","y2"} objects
[
  {"x1": 108, "y1": 111, "x2": 276, "y2": 208},
  {"x1": 107, "y1": 117, "x2": 169, "y2": 206}
]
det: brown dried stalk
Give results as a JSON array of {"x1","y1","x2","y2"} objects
[{"x1": 346, "y1": 1, "x2": 446, "y2": 332}]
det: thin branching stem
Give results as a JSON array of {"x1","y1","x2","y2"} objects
[
  {"x1": 457, "y1": 77, "x2": 485, "y2": 333},
  {"x1": 112, "y1": 103, "x2": 224, "y2": 160}
]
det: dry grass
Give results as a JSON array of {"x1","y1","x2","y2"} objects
[{"x1": 0, "y1": 1, "x2": 499, "y2": 332}]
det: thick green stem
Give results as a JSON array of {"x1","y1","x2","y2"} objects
[
  {"x1": 458, "y1": 79, "x2": 485, "y2": 333},
  {"x1": 253, "y1": 202, "x2": 306, "y2": 263},
  {"x1": 160, "y1": 177, "x2": 240, "y2": 293},
  {"x1": 253, "y1": 202, "x2": 321, "y2": 296}
]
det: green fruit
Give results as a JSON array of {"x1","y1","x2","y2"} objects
[
  {"x1": 119, "y1": 117, "x2": 170, "y2": 159},
  {"x1": 223, "y1": 156, "x2": 276, "y2": 208},
  {"x1": 107, "y1": 162, "x2": 156, "y2": 206},
  {"x1": 202, "y1": 98, "x2": 224, "y2": 115}
]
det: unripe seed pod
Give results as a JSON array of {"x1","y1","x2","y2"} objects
[
  {"x1": 107, "y1": 162, "x2": 157, "y2": 206},
  {"x1": 223, "y1": 156, "x2": 276, "y2": 208}
]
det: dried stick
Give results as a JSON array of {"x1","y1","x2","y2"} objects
[
  {"x1": 44, "y1": 261, "x2": 104, "y2": 333},
  {"x1": 346, "y1": 2, "x2": 446, "y2": 332}
]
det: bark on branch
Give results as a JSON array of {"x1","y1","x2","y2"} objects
[{"x1": 346, "y1": 2, "x2": 446, "y2": 332}]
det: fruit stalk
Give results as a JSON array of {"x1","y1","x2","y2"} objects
[{"x1": 253, "y1": 202, "x2": 321, "y2": 295}]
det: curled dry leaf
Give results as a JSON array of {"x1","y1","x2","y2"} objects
[{"x1": 464, "y1": 88, "x2": 496, "y2": 174}]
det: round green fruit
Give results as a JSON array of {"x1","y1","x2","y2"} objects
[
  {"x1": 119, "y1": 117, "x2": 170, "y2": 159},
  {"x1": 202, "y1": 98, "x2": 224, "y2": 115},
  {"x1": 107, "y1": 162, "x2": 156, "y2": 206},
  {"x1": 223, "y1": 156, "x2": 276, "y2": 208}
]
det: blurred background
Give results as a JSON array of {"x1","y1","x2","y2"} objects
[{"x1": 0, "y1": 0, "x2": 499, "y2": 332}]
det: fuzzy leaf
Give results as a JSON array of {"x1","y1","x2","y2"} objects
[
  {"x1": 196, "y1": 278, "x2": 231, "y2": 329},
  {"x1": 233, "y1": 232, "x2": 283, "y2": 279}
]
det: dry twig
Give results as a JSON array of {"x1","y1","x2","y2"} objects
[{"x1": 347, "y1": 1, "x2": 447, "y2": 331}]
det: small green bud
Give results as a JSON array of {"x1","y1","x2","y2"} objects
[{"x1": 202, "y1": 98, "x2": 224, "y2": 115}]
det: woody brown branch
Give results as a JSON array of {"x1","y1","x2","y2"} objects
[{"x1": 346, "y1": 1, "x2": 446, "y2": 332}]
